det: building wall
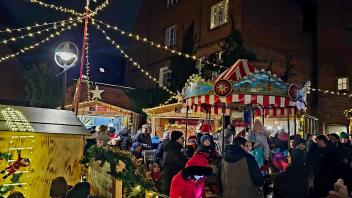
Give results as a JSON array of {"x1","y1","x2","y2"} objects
[
  {"x1": 0, "y1": 46, "x2": 27, "y2": 104},
  {"x1": 127, "y1": 0, "x2": 352, "y2": 132}
]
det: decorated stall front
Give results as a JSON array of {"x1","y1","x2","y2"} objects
[
  {"x1": 183, "y1": 59, "x2": 313, "y2": 136},
  {"x1": 0, "y1": 105, "x2": 89, "y2": 197},
  {"x1": 144, "y1": 103, "x2": 219, "y2": 138},
  {"x1": 65, "y1": 100, "x2": 142, "y2": 133}
]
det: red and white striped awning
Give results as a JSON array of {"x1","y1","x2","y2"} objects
[
  {"x1": 185, "y1": 94, "x2": 296, "y2": 115},
  {"x1": 215, "y1": 59, "x2": 258, "y2": 82},
  {"x1": 190, "y1": 105, "x2": 296, "y2": 117}
]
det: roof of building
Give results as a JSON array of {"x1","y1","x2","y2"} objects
[{"x1": 0, "y1": 105, "x2": 89, "y2": 135}]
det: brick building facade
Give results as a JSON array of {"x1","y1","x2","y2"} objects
[{"x1": 126, "y1": 0, "x2": 352, "y2": 133}]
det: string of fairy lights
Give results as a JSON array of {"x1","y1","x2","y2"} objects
[
  {"x1": 0, "y1": 17, "x2": 81, "y2": 33},
  {"x1": 28, "y1": 0, "x2": 83, "y2": 16},
  {"x1": 94, "y1": 23, "x2": 176, "y2": 95},
  {"x1": 91, "y1": 19, "x2": 228, "y2": 69},
  {"x1": 89, "y1": 0, "x2": 109, "y2": 17},
  {"x1": 85, "y1": 31, "x2": 91, "y2": 100},
  {"x1": 309, "y1": 87, "x2": 352, "y2": 97},
  {"x1": 0, "y1": 19, "x2": 83, "y2": 63},
  {"x1": 1, "y1": 19, "x2": 81, "y2": 45}
]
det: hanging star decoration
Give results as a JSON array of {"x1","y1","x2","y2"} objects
[{"x1": 89, "y1": 85, "x2": 104, "y2": 101}]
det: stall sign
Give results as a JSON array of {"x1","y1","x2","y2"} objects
[
  {"x1": 173, "y1": 119, "x2": 200, "y2": 126},
  {"x1": 97, "y1": 105, "x2": 108, "y2": 112}
]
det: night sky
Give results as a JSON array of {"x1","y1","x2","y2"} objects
[{"x1": 0, "y1": 0, "x2": 143, "y2": 85}]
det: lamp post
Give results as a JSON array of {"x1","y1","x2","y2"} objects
[{"x1": 54, "y1": 42, "x2": 78, "y2": 109}]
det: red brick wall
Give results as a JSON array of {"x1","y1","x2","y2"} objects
[{"x1": 127, "y1": 0, "x2": 352, "y2": 131}]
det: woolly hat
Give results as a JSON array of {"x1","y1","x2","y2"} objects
[
  {"x1": 50, "y1": 176, "x2": 69, "y2": 196},
  {"x1": 171, "y1": 130, "x2": 183, "y2": 142},
  {"x1": 182, "y1": 153, "x2": 212, "y2": 179},
  {"x1": 340, "y1": 132, "x2": 349, "y2": 139},
  {"x1": 278, "y1": 131, "x2": 289, "y2": 141},
  {"x1": 142, "y1": 124, "x2": 149, "y2": 129},
  {"x1": 200, "y1": 135, "x2": 211, "y2": 145},
  {"x1": 132, "y1": 142, "x2": 141, "y2": 150},
  {"x1": 162, "y1": 131, "x2": 170, "y2": 140},
  {"x1": 65, "y1": 182, "x2": 90, "y2": 198}
]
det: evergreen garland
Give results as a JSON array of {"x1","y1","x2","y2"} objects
[{"x1": 81, "y1": 146, "x2": 154, "y2": 197}]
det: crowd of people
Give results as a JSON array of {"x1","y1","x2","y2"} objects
[
  {"x1": 7, "y1": 119, "x2": 352, "y2": 198},
  {"x1": 81, "y1": 119, "x2": 352, "y2": 198}
]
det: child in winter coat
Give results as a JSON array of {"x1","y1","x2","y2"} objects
[{"x1": 169, "y1": 152, "x2": 212, "y2": 198}]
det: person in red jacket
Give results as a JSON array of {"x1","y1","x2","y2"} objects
[{"x1": 170, "y1": 152, "x2": 212, "y2": 198}]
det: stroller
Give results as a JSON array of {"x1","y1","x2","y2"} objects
[{"x1": 142, "y1": 149, "x2": 157, "y2": 167}]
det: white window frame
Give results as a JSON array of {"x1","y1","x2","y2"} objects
[
  {"x1": 167, "y1": 0, "x2": 178, "y2": 8},
  {"x1": 210, "y1": 0, "x2": 229, "y2": 29},
  {"x1": 159, "y1": 66, "x2": 172, "y2": 87},
  {"x1": 337, "y1": 77, "x2": 349, "y2": 91},
  {"x1": 165, "y1": 25, "x2": 177, "y2": 47}
]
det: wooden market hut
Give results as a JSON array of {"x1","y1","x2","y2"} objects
[
  {"x1": 0, "y1": 105, "x2": 89, "y2": 198},
  {"x1": 65, "y1": 100, "x2": 142, "y2": 133},
  {"x1": 144, "y1": 102, "x2": 220, "y2": 138}
]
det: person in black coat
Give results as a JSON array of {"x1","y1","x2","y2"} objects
[
  {"x1": 156, "y1": 131, "x2": 170, "y2": 165},
  {"x1": 118, "y1": 128, "x2": 131, "y2": 150},
  {"x1": 308, "y1": 135, "x2": 339, "y2": 197},
  {"x1": 160, "y1": 131, "x2": 188, "y2": 195},
  {"x1": 273, "y1": 149, "x2": 310, "y2": 198}
]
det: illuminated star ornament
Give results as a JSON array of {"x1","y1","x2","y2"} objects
[{"x1": 89, "y1": 86, "x2": 104, "y2": 100}]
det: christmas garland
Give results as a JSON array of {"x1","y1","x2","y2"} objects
[
  {"x1": 0, "y1": 152, "x2": 22, "y2": 196},
  {"x1": 81, "y1": 146, "x2": 154, "y2": 197}
]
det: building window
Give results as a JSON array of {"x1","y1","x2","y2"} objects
[
  {"x1": 337, "y1": 77, "x2": 349, "y2": 91},
  {"x1": 167, "y1": 0, "x2": 178, "y2": 8},
  {"x1": 165, "y1": 25, "x2": 177, "y2": 47},
  {"x1": 210, "y1": 0, "x2": 229, "y2": 29},
  {"x1": 159, "y1": 66, "x2": 172, "y2": 87}
]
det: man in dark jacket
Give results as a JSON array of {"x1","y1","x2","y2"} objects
[
  {"x1": 274, "y1": 149, "x2": 310, "y2": 198},
  {"x1": 218, "y1": 137, "x2": 264, "y2": 198},
  {"x1": 308, "y1": 135, "x2": 339, "y2": 197},
  {"x1": 160, "y1": 131, "x2": 188, "y2": 195},
  {"x1": 135, "y1": 124, "x2": 152, "y2": 149},
  {"x1": 336, "y1": 132, "x2": 352, "y2": 192}
]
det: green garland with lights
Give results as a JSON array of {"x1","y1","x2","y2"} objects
[
  {"x1": 81, "y1": 146, "x2": 155, "y2": 198},
  {"x1": 0, "y1": 152, "x2": 22, "y2": 196}
]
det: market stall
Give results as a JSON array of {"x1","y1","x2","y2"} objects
[
  {"x1": 0, "y1": 105, "x2": 89, "y2": 197},
  {"x1": 182, "y1": 59, "x2": 311, "y2": 136},
  {"x1": 65, "y1": 100, "x2": 142, "y2": 133},
  {"x1": 144, "y1": 102, "x2": 219, "y2": 138}
]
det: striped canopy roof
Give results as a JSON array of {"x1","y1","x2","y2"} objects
[{"x1": 215, "y1": 59, "x2": 258, "y2": 82}]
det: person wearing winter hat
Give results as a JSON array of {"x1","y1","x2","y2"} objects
[
  {"x1": 170, "y1": 152, "x2": 212, "y2": 198},
  {"x1": 340, "y1": 132, "x2": 350, "y2": 144},
  {"x1": 161, "y1": 131, "x2": 188, "y2": 195},
  {"x1": 197, "y1": 135, "x2": 212, "y2": 153},
  {"x1": 90, "y1": 125, "x2": 110, "y2": 147},
  {"x1": 65, "y1": 182, "x2": 90, "y2": 198},
  {"x1": 131, "y1": 142, "x2": 143, "y2": 160},
  {"x1": 156, "y1": 131, "x2": 170, "y2": 164},
  {"x1": 218, "y1": 137, "x2": 264, "y2": 198},
  {"x1": 50, "y1": 176, "x2": 69, "y2": 198}
]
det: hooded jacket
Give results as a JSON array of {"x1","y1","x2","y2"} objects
[
  {"x1": 161, "y1": 140, "x2": 188, "y2": 195},
  {"x1": 118, "y1": 128, "x2": 131, "y2": 150},
  {"x1": 170, "y1": 152, "x2": 212, "y2": 198},
  {"x1": 218, "y1": 144, "x2": 264, "y2": 198}
]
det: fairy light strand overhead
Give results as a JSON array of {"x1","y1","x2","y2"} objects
[
  {"x1": 0, "y1": 17, "x2": 81, "y2": 33},
  {"x1": 1, "y1": 18, "x2": 82, "y2": 45},
  {"x1": 0, "y1": 20, "x2": 82, "y2": 63},
  {"x1": 94, "y1": 24, "x2": 176, "y2": 95},
  {"x1": 91, "y1": 18, "x2": 228, "y2": 69},
  {"x1": 28, "y1": 0, "x2": 83, "y2": 16}
]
